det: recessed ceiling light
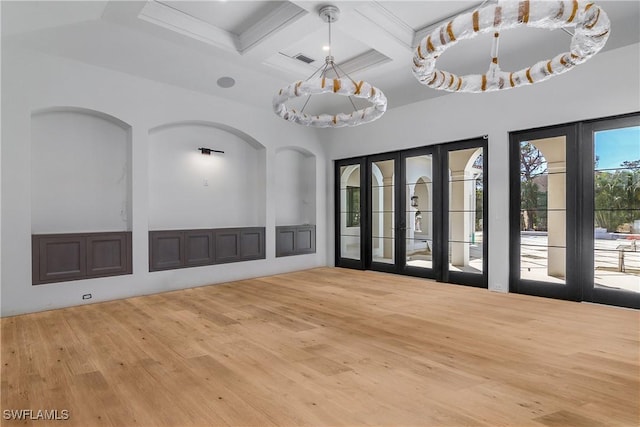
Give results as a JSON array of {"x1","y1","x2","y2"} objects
[
  {"x1": 322, "y1": 45, "x2": 330, "y2": 51},
  {"x1": 216, "y1": 76, "x2": 235, "y2": 88}
]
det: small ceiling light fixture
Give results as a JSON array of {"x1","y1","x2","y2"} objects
[
  {"x1": 412, "y1": 0, "x2": 610, "y2": 93},
  {"x1": 198, "y1": 147, "x2": 224, "y2": 155},
  {"x1": 273, "y1": 5, "x2": 387, "y2": 128}
]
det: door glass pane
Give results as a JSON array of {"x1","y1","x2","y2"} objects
[
  {"x1": 448, "y1": 148, "x2": 483, "y2": 274},
  {"x1": 371, "y1": 159, "x2": 395, "y2": 264},
  {"x1": 405, "y1": 154, "x2": 433, "y2": 269},
  {"x1": 519, "y1": 137, "x2": 566, "y2": 283},
  {"x1": 339, "y1": 165, "x2": 361, "y2": 260},
  {"x1": 594, "y1": 126, "x2": 640, "y2": 293}
]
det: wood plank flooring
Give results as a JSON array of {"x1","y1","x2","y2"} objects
[{"x1": 1, "y1": 268, "x2": 638, "y2": 426}]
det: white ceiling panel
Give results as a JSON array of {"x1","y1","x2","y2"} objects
[
  {"x1": 3, "y1": 0, "x2": 638, "y2": 111},
  {"x1": 160, "y1": 0, "x2": 286, "y2": 35},
  {"x1": 377, "y1": 0, "x2": 480, "y2": 31},
  {"x1": 1, "y1": 0, "x2": 108, "y2": 36}
]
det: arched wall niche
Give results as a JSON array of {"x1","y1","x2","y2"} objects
[
  {"x1": 30, "y1": 106, "x2": 132, "y2": 233},
  {"x1": 274, "y1": 146, "x2": 316, "y2": 226},
  {"x1": 148, "y1": 121, "x2": 266, "y2": 229}
]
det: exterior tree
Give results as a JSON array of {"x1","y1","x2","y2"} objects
[
  {"x1": 595, "y1": 159, "x2": 640, "y2": 232},
  {"x1": 520, "y1": 142, "x2": 548, "y2": 231}
]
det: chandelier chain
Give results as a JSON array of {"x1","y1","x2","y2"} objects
[
  {"x1": 300, "y1": 95, "x2": 312, "y2": 113},
  {"x1": 347, "y1": 96, "x2": 358, "y2": 113},
  {"x1": 561, "y1": 27, "x2": 575, "y2": 37},
  {"x1": 306, "y1": 61, "x2": 329, "y2": 81},
  {"x1": 328, "y1": 19, "x2": 332, "y2": 59},
  {"x1": 333, "y1": 62, "x2": 357, "y2": 86}
]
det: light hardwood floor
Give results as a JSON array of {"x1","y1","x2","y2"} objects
[{"x1": 1, "y1": 268, "x2": 639, "y2": 426}]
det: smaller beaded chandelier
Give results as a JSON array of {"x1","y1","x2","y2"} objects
[{"x1": 273, "y1": 5, "x2": 387, "y2": 128}]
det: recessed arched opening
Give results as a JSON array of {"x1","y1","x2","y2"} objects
[
  {"x1": 274, "y1": 146, "x2": 316, "y2": 226},
  {"x1": 339, "y1": 164, "x2": 362, "y2": 260},
  {"x1": 447, "y1": 147, "x2": 484, "y2": 272},
  {"x1": 519, "y1": 137, "x2": 565, "y2": 282},
  {"x1": 148, "y1": 121, "x2": 266, "y2": 229},
  {"x1": 31, "y1": 107, "x2": 132, "y2": 233}
]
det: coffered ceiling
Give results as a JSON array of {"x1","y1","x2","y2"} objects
[{"x1": 3, "y1": 1, "x2": 639, "y2": 112}]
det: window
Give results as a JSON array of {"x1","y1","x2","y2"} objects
[
  {"x1": 346, "y1": 186, "x2": 360, "y2": 227},
  {"x1": 510, "y1": 113, "x2": 639, "y2": 309}
]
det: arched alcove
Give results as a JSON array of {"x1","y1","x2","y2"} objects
[
  {"x1": 520, "y1": 137, "x2": 565, "y2": 280},
  {"x1": 274, "y1": 146, "x2": 317, "y2": 257},
  {"x1": 31, "y1": 107, "x2": 132, "y2": 233},
  {"x1": 148, "y1": 121, "x2": 266, "y2": 229},
  {"x1": 371, "y1": 163, "x2": 386, "y2": 260},
  {"x1": 449, "y1": 147, "x2": 484, "y2": 270},
  {"x1": 339, "y1": 165, "x2": 361, "y2": 259},
  {"x1": 413, "y1": 177, "x2": 432, "y2": 238},
  {"x1": 274, "y1": 146, "x2": 316, "y2": 226}
]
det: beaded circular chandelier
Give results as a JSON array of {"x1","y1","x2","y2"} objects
[
  {"x1": 273, "y1": 5, "x2": 387, "y2": 128},
  {"x1": 412, "y1": 0, "x2": 610, "y2": 93}
]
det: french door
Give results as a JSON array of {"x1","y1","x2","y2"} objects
[
  {"x1": 583, "y1": 114, "x2": 639, "y2": 308},
  {"x1": 335, "y1": 138, "x2": 488, "y2": 288},
  {"x1": 509, "y1": 113, "x2": 639, "y2": 309}
]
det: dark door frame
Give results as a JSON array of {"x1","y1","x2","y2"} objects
[
  {"x1": 335, "y1": 157, "x2": 366, "y2": 270},
  {"x1": 509, "y1": 112, "x2": 640, "y2": 309},
  {"x1": 581, "y1": 113, "x2": 640, "y2": 309},
  {"x1": 400, "y1": 146, "x2": 439, "y2": 281},
  {"x1": 509, "y1": 123, "x2": 581, "y2": 301},
  {"x1": 335, "y1": 136, "x2": 488, "y2": 289},
  {"x1": 442, "y1": 137, "x2": 489, "y2": 288},
  {"x1": 366, "y1": 152, "x2": 402, "y2": 274}
]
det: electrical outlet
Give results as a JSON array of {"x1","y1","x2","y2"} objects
[{"x1": 82, "y1": 294, "x2": 92, "y2": 300}]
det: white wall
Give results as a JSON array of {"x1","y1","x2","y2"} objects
[
  {"x1": 31, "y1": 108, "x2": 131, "y2": 233},
  {"x1": 1, "y1": 46, "x2": 327, "y2": 316},
  {"x1": 2, "y1": 40, "x2": 638, "y2": 316},
  {"x1": 149, "y1": 123, "x2": 265, "y2": 229},
  {"x1": 323, "y1": 43, "x2": 640, "y2": 292},
  {"x1": 274, "y1": 148, "x2": 316, "y2": 226}
]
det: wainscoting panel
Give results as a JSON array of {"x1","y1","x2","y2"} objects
[
  {"x1": 275, "y1": 225, "x2": 316, "y2": 257},
  {"x1": 276, "y1": 229, "x2": 296, "y2": 255},
  {"x1": 240, "y1": 228, "x2": 265, "y2": 260},
  {"x1": 32, "y1": 232, "x2": 132, "y2": 285},
  {"x1": 86, "y1": 233, "x2": 131, "y2": 277},
  {"x1": 150, "y1": 231, "x2": 184, "y2": 271},
  {"x1": 214, "y1": 229, "x2": 241, "y2": 263},
  {"x1": 149, "y1": 227, "x2": 265, "y2": 271},
  {"x1": 185, "y1": 230, "x2": 215, "y2": 267}
]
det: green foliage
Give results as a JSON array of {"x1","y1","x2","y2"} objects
[
  {"x1": 595, "y1": 162, "x2": 640, "y2": 232},
  {"x1": 520, "y1": 142, "x2": 548, "y2": 231}
]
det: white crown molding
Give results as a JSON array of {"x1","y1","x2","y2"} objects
[
  {"x1": 353, "y1": 2, "x2": 414, "y2": 50},
  {"x1": 262, "y1": 52, "x2": 318, "y2": 80},
  {"x1": 238, "y1": 2, "x2": 308, "y2": 54},
  {"x1": 338, "y1": 49, "x2": 392, "y2": 76},
  {"x1": 138, "y1": 0, "x2": 239, "y2": 53}
]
